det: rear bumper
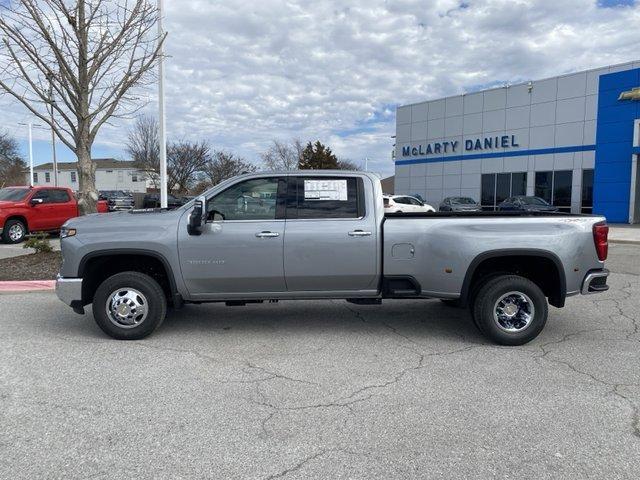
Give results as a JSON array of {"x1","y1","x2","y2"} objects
[
  {"x1": 55, "y1": 275, "x2": 83, "y2": 307},
  {"x1": 581, "y1": 269, "x2": 609, "y2": 295}
]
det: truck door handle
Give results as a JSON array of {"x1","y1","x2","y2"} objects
[
  {"x1": 348, "y1": 230, "x2": 372, "y2": 237},
  {"x1": 255, "y1": 231, "x2": 280, "y2": 238}
]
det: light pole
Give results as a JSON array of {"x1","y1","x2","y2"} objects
[
  {"x1": 46, "y1": 72, "x2": 58, "y2": 186},
  {"x1": 158, "y1": 0, "x2": 168, "y2": 208},
  {"x1": 18, "y1": 122, "x2": 43, "y2": 186}
]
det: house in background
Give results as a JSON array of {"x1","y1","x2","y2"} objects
[{"x1": 28, "y1": 158, "x2": 147, "y2": 193}]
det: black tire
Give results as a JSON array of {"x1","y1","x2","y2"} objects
[
  {"x1": 440, "y1": 298, "x2": 461, "y2": 308},
  {"x1": 472, "y1": 275, "x2": 548, "y2": 346},
  {"x1": 92, "y1": 271, "x2": 167, "y2": 340},
  {"x1": 2, "y1": 218, "x2": 27, "y2": 244}
]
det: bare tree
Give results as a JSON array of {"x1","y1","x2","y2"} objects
[
  {"x1": 126, "y1": 114, "x2": 159, "y2": 188},
  {"x1": 167, "y1": 140, "x2": 210, "y2": 194},
  {"x1": 0, "y1": 131, "x2": 26, "y2": 187},
  {"x1": 260, "y1": 139, "x2": 302, "y2": 171},
  {"x1": 202, "y1": 150, "x2": 256, "y2": 187},
  {"x1": 336, "y1": 158, "x2": 360, "y2": 170},
  {"x1": 0, "y1": 1, "x2": 164, "y2": 213}
]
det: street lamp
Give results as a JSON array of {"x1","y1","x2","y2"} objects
[
  {"x1": 45, "y1": 72, "x2": 58, "y2": 187},
  {"x1": 158, "y1": 0, "x2": 168, "y2": 208},
  {"x1": 18, "y1": 122, "x2": 44, "y2": 186}
]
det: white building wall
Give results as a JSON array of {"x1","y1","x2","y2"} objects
[
  {"x1": 31, "y1": 168, "x2": 147, "y2": 192},
  {"x1": 394, "y1": 61, "x2": 638, "y2": 212}
]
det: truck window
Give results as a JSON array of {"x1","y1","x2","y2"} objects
[
  {"x1": 32, "y1": 190, "x2": 51, "y2": 203},
  {"x1": 49, "y1": 189, "x2": 70, "y2": 203},
  {"x1": 207, "y1": 177, "x2": 283, "y2": 221},
  {"x1": 291, "y1": 177, "x2": 363, "y2": 219}
]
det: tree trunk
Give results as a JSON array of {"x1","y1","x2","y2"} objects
[
  {"x1": 76, "y1": 139, "x2": 97, "y2": 215},
  {"x1": 75, "y1": 2, "x2": 97, "y2": 216}
]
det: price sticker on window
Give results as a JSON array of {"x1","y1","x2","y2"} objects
[{"x1": 303, "y1": 179, "x2": 348, "y2": 201}]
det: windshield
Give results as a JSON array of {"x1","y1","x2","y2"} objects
[
  {"x1": 0, "y1": 188, "x2": 30, "y2": 201},
  {"x1": 450, "y1": 197, "x2": 476, "y2": 205},
  {"x1": 519, "y1": 196, "x2": 549, "y2": 206}
]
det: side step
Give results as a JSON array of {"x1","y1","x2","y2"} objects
[{"x1": 346, "y1": 298, "x2": 382, "y2": 305}]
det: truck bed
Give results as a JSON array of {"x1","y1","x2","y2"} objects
[{"x1": 384, "y1": 211, "x2": 593, "y2": 218}]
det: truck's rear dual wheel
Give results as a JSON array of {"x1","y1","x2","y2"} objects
[
  {"x1": 472, "y1": 275, "x2": 547, "y2": 346},
  {"x1": 92, "y1": 271, "x2": 166, "y2": 340}
]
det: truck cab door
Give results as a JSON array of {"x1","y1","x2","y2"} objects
[
  {"x1": 283, "y1": 176, "x2": 379, "y2": 294},
  {"x1": 28, "y1": 189, "x2": 55, "y2": 230},
  {"x1": 177, "y1": 176, "x2": 287, "y2": 298}
]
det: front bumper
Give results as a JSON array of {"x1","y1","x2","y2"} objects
[
  {"x1": 55, "y1": 275, "x2": 84, "y2": 312},
  {"x1": 581, "y1": 269, "x2": 609, "y2": 295}
]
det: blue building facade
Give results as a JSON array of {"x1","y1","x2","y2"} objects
[{"x1": 394, "y1": 62, "x2": 640, "y2": 223}]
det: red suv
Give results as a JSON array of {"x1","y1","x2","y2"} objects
[{"x1": 0, "y1": 186, "x2": 108, "y2": 243}]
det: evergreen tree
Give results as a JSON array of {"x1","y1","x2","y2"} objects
[{"x1": 298, "y1": 141, "x2": 339, "y2": 170}]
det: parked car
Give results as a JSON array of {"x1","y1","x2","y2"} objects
[
  {"x1": 383, "y1": 194, "x2": 435, "y2": 213},
  {"x1": 498, "y1": 196, "x2": 559, "y2": 212},
  {"x1": 56, "y1": 172, "x2": 609, "y2": 346},
  {"x1": 99, "y1": 190, "x2": 134, "y2": 211},
  {"x1": 439, "y1": 197, "x2": 482, "y2": 212},
  {"x1": 0, "y1": 186, "x2": 107, "y2": 244},
  {"x1": 142, "y1": 193, "x2": 185, "y2": 210}
]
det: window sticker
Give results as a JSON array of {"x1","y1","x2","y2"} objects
[{"x1": 304, "y1": 179, "x2": 348, "y2": 201}]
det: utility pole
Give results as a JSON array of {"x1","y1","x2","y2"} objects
[
  {"x1": 46, "y1": 73, "x2": 58, "y2": 186},
  {"x1": 18, "y1": 122, "x2": 44, "y2": 186},
  {"x1": 365, "y1": 157, "x2": 369, "y2": 171},
  {"x1": 158, "y1": 0, "x2": 168, "y2": 208}
]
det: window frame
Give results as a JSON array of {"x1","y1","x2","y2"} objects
[
  {"x1": 205, "y1": 176, "x2": 287, "y2": 223},
  {"x1": 286, "y1": 175, "x2": 366, "y2": 221}
]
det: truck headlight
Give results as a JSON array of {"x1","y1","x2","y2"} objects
[{"x1": 60, "y1": 227, "x2": 77, "y2": 239}]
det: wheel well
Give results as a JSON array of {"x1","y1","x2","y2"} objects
[
  {"x1": 80, "y1": 254, "x2": 174, "y2": 305},
  {"x1": 463, "y1": 254, "x2": 565, "y2": 308},
  {"x1": 5, "y1": 215, "x2": 28, "y2": 231}
]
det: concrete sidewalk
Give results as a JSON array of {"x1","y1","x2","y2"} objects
[
  {"x1": 609, "y1": 224, "x2": 640, "y2": 245},
  {"x1": 0, "y1": 238, "x2": 60, "y2": 260}
]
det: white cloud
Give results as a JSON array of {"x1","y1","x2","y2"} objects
[{"x1": 1, "y1": 0, "x2": 639, "y2": 176}]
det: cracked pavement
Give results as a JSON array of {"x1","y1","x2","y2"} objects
[{"x1": 1, "y1": 244, "x2": 639, "y2": 479}]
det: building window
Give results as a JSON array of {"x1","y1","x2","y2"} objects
[
  {"x1": 481, "y1": 172, "x2": 528, "y2": 210},
  {"x1": 33, "y1": 172, "x2": 38, "y2": 183},
  {"x1": 132, "y1": 174, "x2": 138, "y2": 182},
  {"x1": 71, "y1": 171, "x2": 77, "y2": 183},
  {"x1": 45, "y1": 172, "x2": 50, "y2": 183},
  {"x1": 581, "y1": 169, "x2": 594, "y2": 214},
  {"x1": 535, "y1": 170, "x2": 573, "y2": 212}
]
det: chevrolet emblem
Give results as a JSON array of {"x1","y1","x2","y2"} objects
[{"x1": 618, "y1": 87, "x2": 640, "y2": 101}]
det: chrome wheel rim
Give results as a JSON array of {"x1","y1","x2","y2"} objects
[
  {"x1": 105, "y1": 288, "x2": 148, "y2": 329},
  {"x1": 8, "y1": 224, "x2": 24, "y2": 241},
  {"x1": 493, "y1": 291, "x2": 535, "y2": 333}
]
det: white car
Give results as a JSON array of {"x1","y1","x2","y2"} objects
[{"x1": 383, "y1": 195, "x2": 436, "y2": 213}]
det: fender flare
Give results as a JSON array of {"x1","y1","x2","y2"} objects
[{"x1": 459, "y1": 248, "x2": 567, "y2": 307}]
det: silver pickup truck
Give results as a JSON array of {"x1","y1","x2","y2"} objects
[{"x1": 56, "y1": 171, "x2": 610, "y2": 345}]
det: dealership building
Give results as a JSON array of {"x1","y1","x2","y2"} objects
[{"x1": 394, "y1": 61, "x2": 640, "y2": 223}]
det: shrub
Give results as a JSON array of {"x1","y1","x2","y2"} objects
[{"x1": 23, "y1": 232, "x2": 53, "y2": 254}]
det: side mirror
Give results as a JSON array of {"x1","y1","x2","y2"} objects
[
  {"x1": 187, "y1": 196, "x2": 206, "y2": 236},
  {"x1": 30, "y1": 198, "x2": 44, "y2": 206}
]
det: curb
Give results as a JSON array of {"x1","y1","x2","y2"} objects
[
  {"x1": 0, "y1": 280, "x2": 55, "y2": 293},
  {"x1": 609, "y1": 239, "x2": 640, "y2": 246}
]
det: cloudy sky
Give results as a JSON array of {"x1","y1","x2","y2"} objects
[{"x1": 1, "y1": 0, "x2": 639, "y2": 177}]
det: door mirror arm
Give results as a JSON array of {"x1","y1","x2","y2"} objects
[{"x1": 187, "y1": 196, "x2": 207, "y2": 236}]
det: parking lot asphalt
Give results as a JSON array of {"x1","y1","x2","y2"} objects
[{"x1": 1, "y1": 244, "x2": 639, "y2": 479}]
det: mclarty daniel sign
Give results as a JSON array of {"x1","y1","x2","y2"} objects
[{"x1": 402, "y1": 135, "x2": 520, "y2": 157}]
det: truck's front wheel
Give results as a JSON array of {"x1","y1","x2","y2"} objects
[
  {"x1": 92, "y1": 271, "x2": 167, "y2": 340},
  {"x1": 472, "y1": 275, "x2": 547, "y2": 346}
]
